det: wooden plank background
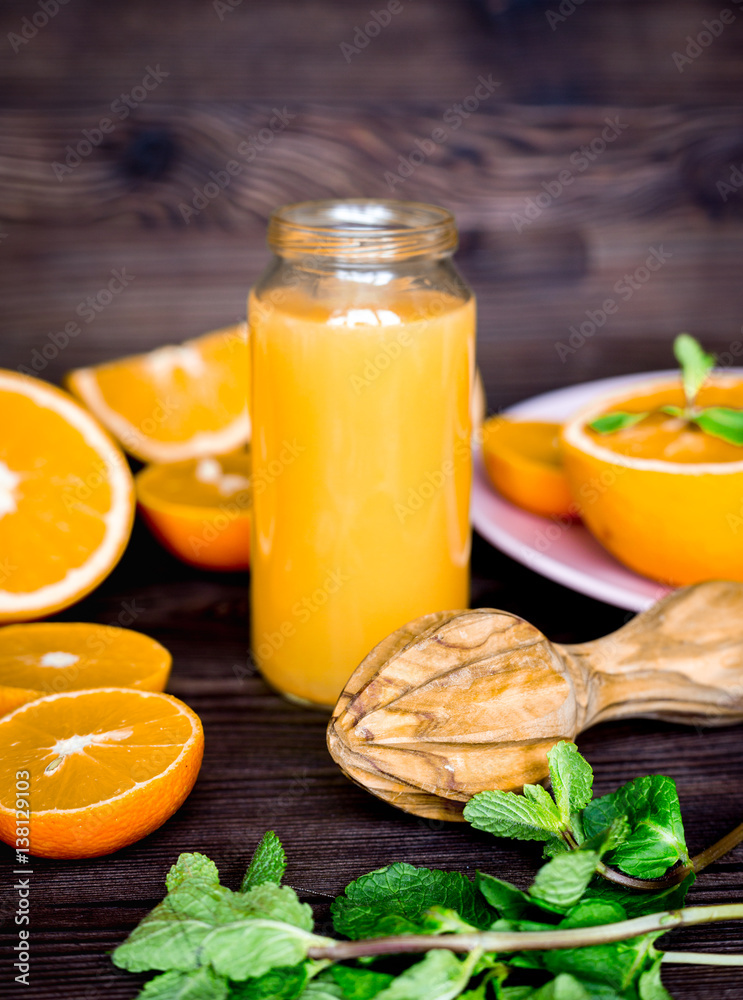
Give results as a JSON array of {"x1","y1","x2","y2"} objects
[{"x1": 1, "y1": 1, "x2": 742, "y2": 997}]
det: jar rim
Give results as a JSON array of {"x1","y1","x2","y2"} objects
[{"x1": 267, "y1": 199, "x2": 458, "y2": 263}]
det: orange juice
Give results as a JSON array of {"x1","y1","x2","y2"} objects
[{"x1": 250, "y1": 288, "x2": 475, "y2": 707}]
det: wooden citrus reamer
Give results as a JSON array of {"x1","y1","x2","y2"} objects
[{"x1": 327, "y1": 581, "x2": 743, "y2": 821}]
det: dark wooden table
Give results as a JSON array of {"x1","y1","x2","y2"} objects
[
  {"x1": 1, "y1": 527, "x2": 741, "y2": 999},
  {"x1": 1, "y1": 1, "x2": 743, "y2": 996}
]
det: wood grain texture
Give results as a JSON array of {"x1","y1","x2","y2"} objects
[
  {"x1": 2, "y1": 103, "x2": 743, "y2": 410},
  {"x1": 1, "y1": 0, "x2": 743, "y2": 107},
  {"x1": 328, "y1": 583, "x2": 743, "y2": 819}
]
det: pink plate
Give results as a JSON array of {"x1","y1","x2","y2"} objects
[{"x1": 472, "y1": 369, "x2": 706, "y2": 611}]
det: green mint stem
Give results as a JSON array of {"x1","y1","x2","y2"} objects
[
  {"x1": 595, "y1": 859, "x2": 693, "y2": 892},
  {"x1": 661, "y1": 951, "x2": 743, "y2": 966},
  {"x1": 591, "y1": 818, "x2": 743, "y2": 891},
  {"x1": 691, "y1": 821, "x2": 743, "y2": 874},
  {"x1": 306, "y1": 904, "x2": 743, "y2": 961}
]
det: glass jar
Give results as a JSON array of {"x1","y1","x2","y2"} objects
[{"x1": 249, "y1": 199, "x2": 475, "y2": 708}]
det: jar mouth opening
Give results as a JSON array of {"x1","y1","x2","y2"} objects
[{"x1": 267, "y1": 199, "x2": 458, "y2": 263}]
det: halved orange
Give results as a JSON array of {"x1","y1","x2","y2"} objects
[
  {"x1": 561, "y1": 375, "x2": 743, "y2": 585},
  {"x1": 0, "y1": 370, "x2": 134, "y2": 623},
  {"x1": 0, "y1": 688, "x2": 203, "y2": 858},
  {"x1": 136, "y1": 451, "x2": 251, "y2": 571},
  {"x1": 67, "y1": 324, "x2": 250, "y2": 464},
  {"x1": 481, "y1": 417, "x2": 576, "y2": 519},
  {"x1": 0, "y1": 623, "x2": 171, "y2": 716}
]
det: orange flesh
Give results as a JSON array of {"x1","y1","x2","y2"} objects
[
  {"x1": 136, "y1": 453, "x2": 251, "y2": 571},
  {"x1": 587, "y1": 383, "x2": 743, "y2": 464},
  {"x1": 75, "y1": 329, "x2": 248, "y2": 443},
  {"x1": 561, "y1": 377, "x2": 743, "y2": 586},
  {"x1": 481, "y1": 419, "x2": 575, "y2": 519},
  {"x1": 0, "y1": 622, "x2": 170, "y2": 709},
  {"x1": 0, "y1": 688, "x2": 203, "y2": 857},
  {"x1": 138, "y1": 452, "x2": 251, "y2": 508},
  {"x1": 2, "y1": 692, "x2": 190, "y2": 810}
]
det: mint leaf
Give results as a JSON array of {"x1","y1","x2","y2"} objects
[
  {"x1": 330, "y1": 966, "x2": 395, "y2": 1000},
  {"x1": 112, "y1": 910, "x2": 210, "y2": 973},
  {"x1": 693, "y1": 407, "x2": 743, "y2": 446},
  {"x1": 525, "y1": 974, "x2": 595, "y2": 1000},
  {"x1": 228, "y1": 963, "x2": 310, "y2": 999},
  {"x1": 547, "y1": 743, "x2": 593, "y2": 828},
  {"x1": 529, "y1": 851, "x2": 600, "y2": 910},
  {"x1": 236, "y1": 882, "x2": 314, "y2": 932},
  {"x1": 464, "y1": 787, "x2": 563, "y2": 844},
  {"x1": 242, "y1": 831, "x2": 287, "y2": 891},
  {"x1": 458, "y1": 962, "x2": 508, "y2": 1000},
  {"x1": 166, "y1": 882, "x2": 234, "y2": 922},
  {"x1": 375, "y1": 951, "x2": 480, "y2": 1000},
  {"x1": 299, "y1": 976, "x2": 344, "y2": 1000},
  {"x1": 136, "y1": 969, "x2": 228, "y2": 1000},
  {"x1": 674, "y1": 333, "x2": 715, "y2": 405},
  {"x1": 202, "y1": 919, "x2": 319, "y2": 981},
  {"x1": 583, "y1": 871, "x2": 694, "y2": 920},
  {"x1": 331, "y1": 863, "x2": 495, "y2": 939},
  {"x1": 580, "y1": 816, "x2": 630, "y2": 857},
  {"x1": 421, "y1": 905, "x2": 479, "y2": 933},
  {"x1": 477, "y1": 873, "x2": 564, "y2": 920},
  {"x1": 166, "y1": 853, "x2": 220, "y2": 893},
  {"x1": 541, "y1": 935, "x2": 662, "y2": 995},
  {"x1": 112, "y1": 888, "x2": 223, "y2": 973},
  {"x1": 638, "y1": 957, "x2": 673, "y2": 1000},
  {"x1": 585, "y1": 776, "x2": 688, "y2": 879},
  {"x1": 559, "y1": 899, "x2": 626, "y2": 929},
  {"x1": 589, "y1": 412, "x2": 649, "y2": 434}
]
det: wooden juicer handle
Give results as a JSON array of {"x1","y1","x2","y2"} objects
[
  {"x1": 327, "y1": 581, "x2": 743, "y2": 822},
  {"x1": 563, "y1": 580, "x2": 743, "y2": 729}
]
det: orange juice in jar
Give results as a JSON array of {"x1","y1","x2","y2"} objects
[{"x1": 250, "y1": 200, "x2": 475, "y2": 707}]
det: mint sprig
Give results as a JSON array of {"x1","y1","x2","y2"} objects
[
  {"x1": 588, "y1": 333, "x2": 743, "y2": 447},
  {"x1": 241, "y1": 830, "x2": 287, "y2": 891},
  {"x1": 113, "y1": 749, "x2": 743, "y2": 1000},
  {"x1": 589, "y1": 412, "x2": 649, "y2": 435},
  {"x1": 674, "y1": 332, "x2": 715, "y2": 406}
]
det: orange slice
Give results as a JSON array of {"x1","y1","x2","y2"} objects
[
  {"x1": 136, "y1": 451, "x2": 251, "y2": 571},
  {"x1": 0, "y1": 688, "x2": 203, "y2": 858},
  {"x1": 481, "y1": 417, "x2": 576, "y2": 519},
  {"x1": 0, "y1": 623, "x2": 171, "y2": 716},
  {"x1": 67, "y1": 324, "x2": 250, "y2": 464},
  {"x1": 561, "y1": 375, "x2": 743, "y2": 585},
  {"x1": 0, "y1": 370, "x2": 134, "y2": 624}
]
